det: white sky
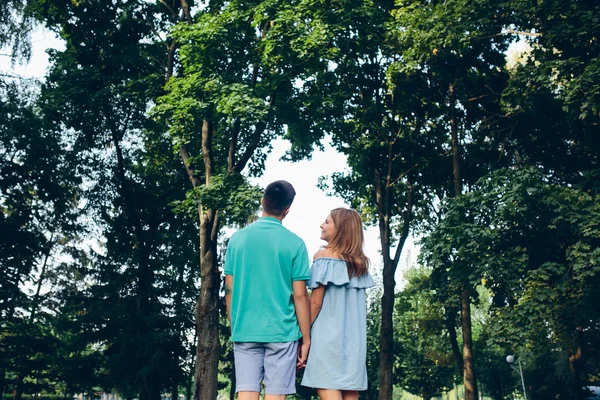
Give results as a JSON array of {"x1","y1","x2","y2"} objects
[{"x1": 1, "y1": 27, "x2": 419, "y2": 289}]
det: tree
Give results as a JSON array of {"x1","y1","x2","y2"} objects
[
  {"x1": 0, "y1": 76, "x2": 80, "y2": 400},
  {"x1": 388, "y1": 1, "x2": 512, "y2": 397},
  {"x1": 28, "y1": 2, "x2": 204, "y2": 399},
  {"x1": 0, "y1": 0, "x2": 34, "y2": 63},
  {"x1": 422, "y1": 167, "x2": 600, "y2": 399},
  {"x1": 154, "y1": 1, "x2": 336, "y2": 397},
  {"x1": 299, "y1": 1, "x2": 454, "y2": 397}
]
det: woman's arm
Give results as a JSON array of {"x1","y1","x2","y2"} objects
[{"x1": 309, "y1": 285, "x2": 325, "y2": 326}]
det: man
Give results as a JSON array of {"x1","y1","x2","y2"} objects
[{"x1": 225, "y1": 180, "x2": 311, "y2": 400}]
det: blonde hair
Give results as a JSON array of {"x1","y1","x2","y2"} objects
[{"x1": 326, "y1": 208, "x2": 370, "y2": 277}]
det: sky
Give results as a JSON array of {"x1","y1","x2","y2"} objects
[{"x1": 1, "y1": 27, "x2": 420, "y2": 289}]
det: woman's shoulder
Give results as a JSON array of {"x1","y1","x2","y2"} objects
[{"x1": 313, "y1": 248, "x2": 343, "y2": 261}]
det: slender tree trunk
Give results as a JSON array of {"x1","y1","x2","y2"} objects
[
  {"x1": 229, "y1": 357, "x2": 236, "y2": 400},
  {"x1": 569, "y1": 325, "x2": 584, "y2": 400},
  {"x1": 377, "y1": 146, "x2": 414, "y2": 400},
  {"x1": 193, "y1": 214, "x2": 220, "y2": 400},
  {"x1": 161, "y1": 5, "x2": 222, "y2": 397},
  {"x1": 186, "y1": 329, "x2": 197, "y2": 400},
  {"x1": 449, "y1": 82, "x2": 478, "y2": 400},
  {"x1": 378, "y1": 254, "x2": 395, "y2": 400},
  {"x1": 193, "y1": 120, "x2": 221, "y2": 400},
  {"x1": 445, "y1": 310, "x2": 464, "y2": 374},
  {"x1": 461, "y1": 290, "x2": 477, "y2": 400},
  {"x1": 375, "y1": 154, "x2": 395, "y2": 400},
  {"x1": 13, "y1": 373, "x2": 24, "y2": 400}
]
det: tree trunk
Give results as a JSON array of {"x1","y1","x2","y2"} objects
[
  {"x1": 12, "y1": 373, "x2": 24, "y2": 400},
  {"x1": 193, "y1": 211, "x2": 220, "y2": 400},
  {"x1": 449, "y1": 83, "x2": 461, "y2": 199},
  {"x1": 461, "y1": 290, "x2": 477, "y2": 400},
  {"x1": 378, "y1": 255, "x2": 395, "y2": 400},
  {"x1": 445, "y1": 310, "x2": 464, "y2": 374},
  {"x1": 375, "y1": 155, "x2": 395, "y2": 400},
  {"x1": 193, "y1": 120, "x2": 221, "y2": 400},
  {"x1": 376, "y1": 147, "x2": 413, "y2": 400},
  {"x1": 229, "y1": 357, "x2": 236, "y2": 400},
  {"x1": 449, "y1": 82, "x2": 478, "y2": 400},
  {"x1": 569, "y1": 325, "x2": 584, "y2": 400}
]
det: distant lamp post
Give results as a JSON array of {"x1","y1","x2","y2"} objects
[{"x1": 507, "y1": 355, "x2": 528, "y2": 400}]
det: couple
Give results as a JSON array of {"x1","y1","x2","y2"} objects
[{"x1": 224, "y1": 180, "x2": 374, "y2": 400}]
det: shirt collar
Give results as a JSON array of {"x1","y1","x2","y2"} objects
[{"x1": 259, "y1": 216, "x2": 283, "y2": 225}]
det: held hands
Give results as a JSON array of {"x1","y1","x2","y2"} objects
[{"x1": 296, "y1": 338, "x2": 310, "y2": 371}]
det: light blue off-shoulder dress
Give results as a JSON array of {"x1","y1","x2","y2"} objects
[{"x1": 300, "y1": 258, "x2": 375, "y2": 390}]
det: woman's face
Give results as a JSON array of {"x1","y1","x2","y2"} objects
[{"x1": 320, "y1": 213, "x2": 336, "y2": 242}]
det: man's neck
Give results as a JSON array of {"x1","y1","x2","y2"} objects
[{"x1": 262, "y1": 212, "x2": 284, "y2": 221}]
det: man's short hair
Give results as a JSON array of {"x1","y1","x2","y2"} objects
[{"x1": 262, "y1": 180, "x2": 296, "y2": 216}]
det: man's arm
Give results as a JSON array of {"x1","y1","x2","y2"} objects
[
  {"x1": 292, "y1": 280, "x2": 311, "y2": 367},
  {"x1": 225, "y1": 274, "x2": 233, "y2": 323}
]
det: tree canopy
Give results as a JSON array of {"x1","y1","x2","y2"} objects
[{"x1": 1, "y1": 1, "x2": 599, "y2": 400}]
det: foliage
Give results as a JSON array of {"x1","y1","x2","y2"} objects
[
  {"x1": 393, "y1": 267, "x2": 455, "y2": 400},
  {"x1": 1, "y1": 0, "x2": 599, "y2": 398},
  {"x1": 422, "y1": 167, "x2": 600, "y2": 397},
  {"x1": 0, "y1": 0, "x2": 34, "y2": 61}
]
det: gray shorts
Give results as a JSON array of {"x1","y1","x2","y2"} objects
[{"x1": 233, "y1": 341, "x2": 299, "y2": 395}]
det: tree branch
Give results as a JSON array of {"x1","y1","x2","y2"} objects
[
  {"x1": 392, "y1": 181, "x2": 412, "y2": 267},
  {"x1": 180, "y1": 0, "x2": 193, "y2": 24},
  {"x1": 159, "y1": 0, "x2": 177, "y2": 20},
  {"x1": 227, "y1": 119, "x2": 240, "y2": 173},
  {"x1": 479, "y1": 29, "x2": 542, "y2": 40},
  {"x1": 201, "y1": 119, "x2": 213, "y2": 186},
  {"x1": 233, "y1": 122, "x2": 266, "y2": 173},
  {"x1": 179, "y1": 145, "x2": 202, "y2": 188}
]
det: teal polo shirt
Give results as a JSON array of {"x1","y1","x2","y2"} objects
[{"x1": 224, "y1": 216, "x2": 310, "y2": 342}]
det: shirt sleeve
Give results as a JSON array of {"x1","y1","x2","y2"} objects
[
  {"x1": 291, "y1": 241, "x2": 311, "y2": 281},
  {"x1": 224, "y1": 236, "x2": 235, "y2": 275}
]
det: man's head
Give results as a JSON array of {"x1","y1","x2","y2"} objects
[{"x1": 261, "y1": 180, "x2": 296, "y2": 219}]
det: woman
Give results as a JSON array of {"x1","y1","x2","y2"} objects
[{"x1": 300, "y1": 208, "x2": 374, "y2": 400}]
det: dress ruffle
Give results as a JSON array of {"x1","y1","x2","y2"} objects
[{"x1": 307, "y1": 258, "x2": 375, "y2": 289}]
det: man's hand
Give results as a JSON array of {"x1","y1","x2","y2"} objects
[
  {"x1": 296, "y1": 338, "x2": 310, "y2": 370},
  {"x1": 292, "y1": 280, "x2": 311, "y2": 370}
]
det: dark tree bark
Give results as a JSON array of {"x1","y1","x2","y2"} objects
[
  {"x1": 377, "y1": 144, "x2": 413, "y2": 400},
  {"x1": 445, "y1": 309, "x2": 464, "y2": 374},
  {"x1": 569, "y1": 325, "x2": 584, "y2": 400},
  {"x1": 192, "y1": 120, "x2": 221, "y2": 400},
  {"x1": 449, "y1": 82, "x2": 478, "y2": 400},
  {"x1": 460, "y1": 290, "x2": 477, "y2": 400}
]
